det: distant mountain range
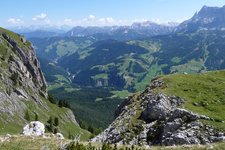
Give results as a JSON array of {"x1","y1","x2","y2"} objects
[
  {"x1": 9, "y1": 21, "x2": 178, "y2": 39},
  {"x1": 65, "y1": 21, "x2": 177, "y2": 40},
  {"x1": 23, "y1": 5, "x2": 225, "y2": 129},
  {"x1": 8, "y1": 25, "x2": 71, "y2": 33},
  {"x1": 8, "y1": 5, "x2": 225, "y2": 39}
]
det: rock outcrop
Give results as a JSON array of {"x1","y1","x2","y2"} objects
[
  {"x1": 0, "y1": 27, "x2": 83, "y2": 137},
  {"x1": 92, "y1": 79, "x2": 225, "y2": 146},
  {"x1": 0, "y1": 29, "x2": 48, "y2": 119},
  {"x1": 23, "y1": 121, "x2": 45, "y2": 136}
]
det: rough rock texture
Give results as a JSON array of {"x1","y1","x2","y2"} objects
[
  {"x1": 0, "y1": 31, "x2": 48, "y2": 118},
  {"x1": 22, "y1": 121, "x2": 45, "y2": 136},
  {"x1": 92, "y1": 79, "x2": 225, "y2": 146},
  {"x1": 0, "y1": 28, "x2": 80, "y2": 135},
  {"x1": 3, "y1": 33, "x2": 47, "y2": 97},
  {"x1": 56, "y1": 133, "x2": 65, "y2": 140}
]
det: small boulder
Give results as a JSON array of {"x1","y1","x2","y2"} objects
[
  {"x1": 22, "y1": 121, "x2": 45, "y2": 136},
  {"x1": 21, "y1": 37, "x2": 27, "y2": 43},
  {"x1": 56, "y1": 133, "x2": 64, "y2": 140}
]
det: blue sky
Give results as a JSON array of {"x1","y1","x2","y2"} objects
[{"x1": 1, "y1": 0, "x2": 225, "y2": 27}]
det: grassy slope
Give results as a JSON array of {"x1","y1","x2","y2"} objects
[
  {"x1": 0, "y1": 81, "x2": 90, "y2": 141},
  {"x1": 0, "y1": 27, "x2": 90, "y2": 141},
  {"x1": 49, "y1": 85, "x2": 123, "y2": 129},
  {"x1": 0, "y1": 27, "x2": 32, "y2": 51},
  {"x1": 158, "y1": 70, "x2": 225, "y2": 130},
  {"x1": 0, "y1": 136, "x2": 224, "y2": 150}
]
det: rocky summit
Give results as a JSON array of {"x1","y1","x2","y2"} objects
[{"x1": 92, "y1": 77, "x2": 225, "y2": 146}]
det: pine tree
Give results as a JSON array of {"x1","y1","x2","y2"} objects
[
  {"x1": 24, "y1": 110, "x2": 30, "y2": 121},
  {"x1": 54, "y1": 117, "x2": 59, "y2": 126},
  {"x1": 46, "y1": 116, "x2": 54, "y2": 132},
  {"x1": 48, "y1": 94, "x2": 56, "y2": 104},
  {"x1": 35, "y1": 113, "x2": 39, "y2": 121}
]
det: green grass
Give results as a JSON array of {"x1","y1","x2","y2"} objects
[
  {"x1": 91, "y1": 73, "x2": 108, "y2": 80},
  {"x1": 171, "y1": 59, "x2": 205, "y2": 74},
  {"x1": 53, "y1": 75, "x2": 70, "y2": 83},
  {"x1": 1, "y1": 136, "x2": 225, "y2": 150},
  {"x1": 56, "y1": 40, "x2": 78, "y2": 57},
  {"x1": 0, "y1": 27, "x2": 91, "y2": 141},
  {"x1": 158, "y1": 70, "x2": 225, "y2": 130},
  {"x1": 134, "y1": 64, "x2": 163, "y2": 91},
  {"x1": 127, "y1": 40, "x2": 161, "y2": 53},
  {"x1": 171, "y1": 57, "x2": 181, "y2": 64},
  {"x1": 111, "y1": 90, "x2": 132, "y2": 99},
  {"x1": 0, "y1": 27, "x2": 31, "y2": 52},
  {"x1": 0, "y1": 97, "x2": 90, "y2": 141},
  {"x1": 0, "y1": 136, "x2": 69, "y2": 150}
]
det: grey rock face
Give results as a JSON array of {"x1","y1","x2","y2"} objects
[
  {"x1": 92, "y1": 79, "x2": 225, "y2": 146},
  {"x1": 23, "y1": 121, "x2": 45, "y2": 136},
  {"x1": 176, "y1": 5, "x2": 225, "y2": 32},
  {"x1": 3, "y1": 34, "x2": 47, "y2": 97},
  {"x1": 0, "y1": 31, "x2": 49, "y2": 127}
]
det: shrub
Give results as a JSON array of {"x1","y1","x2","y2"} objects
[
  {"x1": 67, "y1": 142, "x2": 86, "y2": 150},
  {"x1": 68, "y1": 132, "x2": 75, "y2": 140},
  {"x1": 24, "y1": 110, "x2": 30, "y2": 121},
  {"x1": 46, "y1": 116, "x2": 54, "y2": 132},
  {"x1": 48, "y1": 94, "x2": 56, "y2": 104},
  {"x1": 53, "y1": 128, "x2": 58, "y2": 134},
  {"x1": 54, "y1": 117, "x2": 59, "y2": 126},
  {"x1": 10, "y1": 72, "x2": 19, "y2": 85},
  {"x1": 58, "y1": 100, "x2": 71, "y2": 108},
  {"x1": 34, "y1": 113, "x2": 39, "y2": 121}
]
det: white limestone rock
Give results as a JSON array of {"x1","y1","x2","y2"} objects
[
  {"x1": 22, "y1": 121, "x2": 45, "y2": 136},
  {"x1": 56, "y1": 133, "x2": 64, "y2": 140}
]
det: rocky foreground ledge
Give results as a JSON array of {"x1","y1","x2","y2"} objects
[{"x1": 92, "y1": 79, "x2": 225, "y2": 146}]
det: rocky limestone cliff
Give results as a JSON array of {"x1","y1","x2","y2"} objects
[
  {"x1": 0, "y1": 27, "x2": 88, "y2": 138},
  {"x1": 2, "y1": 33, "x2": 47, "y2": 97},
  {"x1": 176, "y1": 5, "x2": 225, "y2": 32},
  {"x1": 92, "y1": 78, "x2": 225, "y2": 146}
]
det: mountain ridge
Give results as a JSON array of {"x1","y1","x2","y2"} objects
[
  {"x1": 18, "y1": 4, "x2": 225, "y2": 133},
  {"x1": 92, "y1": 71, "x2": 225, "y2": 146},
  {"x1": 176, "y1": 5, "x2": 225, "y2": 32},
  {"x1": 0, "y1": 27, "x2": 90, "y2": 139}
]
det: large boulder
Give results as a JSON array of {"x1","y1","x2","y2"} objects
[{"x1": 22, "y1": 121, "x2": 45, "y2": 136}]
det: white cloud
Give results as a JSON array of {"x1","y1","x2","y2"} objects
[
  {"x1": 7, "y1": 18, "x2": 24, "y2": 24},
  {"x1": 88, "y1": 15, "x2": 95, "y2": 20},
  {"x1": 82, "y1": 15, "x2": 96, "y2": 22},
  {"x1": 62, "y1": 18, "x2": 77, "y2": 26},
  {"x1": 61, "y1": 16, "x2": 131, "y2": 26},
  {"x1": 32, "y1": 13, "x2": 47, "y2": 21},
  {"x1": 106, "y1": 17, "x2": 114, "y2": 23},
  {"x1": 64, "y1": 18, "x2": 73, "y2": 23},
  {"x1": 53, "y1": 15, "x2": 152, "y2": 27},
  {"x1": 98, "y1": 18, "x2": 106, "y2": 23},
  {"x1": 44, "y1": 19, "x2": 51, "y2": 24},
  {"x1": 98, "y1": 17, "x2": 115, "y2": 24},
  {"x1": 31, "y1": 13, "x2": 52, "y2": 25}
]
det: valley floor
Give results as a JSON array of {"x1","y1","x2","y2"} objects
[{"x1": 0, "y1": 135, "x2": 225, "y2": 150}]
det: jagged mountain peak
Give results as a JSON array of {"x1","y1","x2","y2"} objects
[{"x1": 177, "y1": 5, "x2": 225, "y2": 32}]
